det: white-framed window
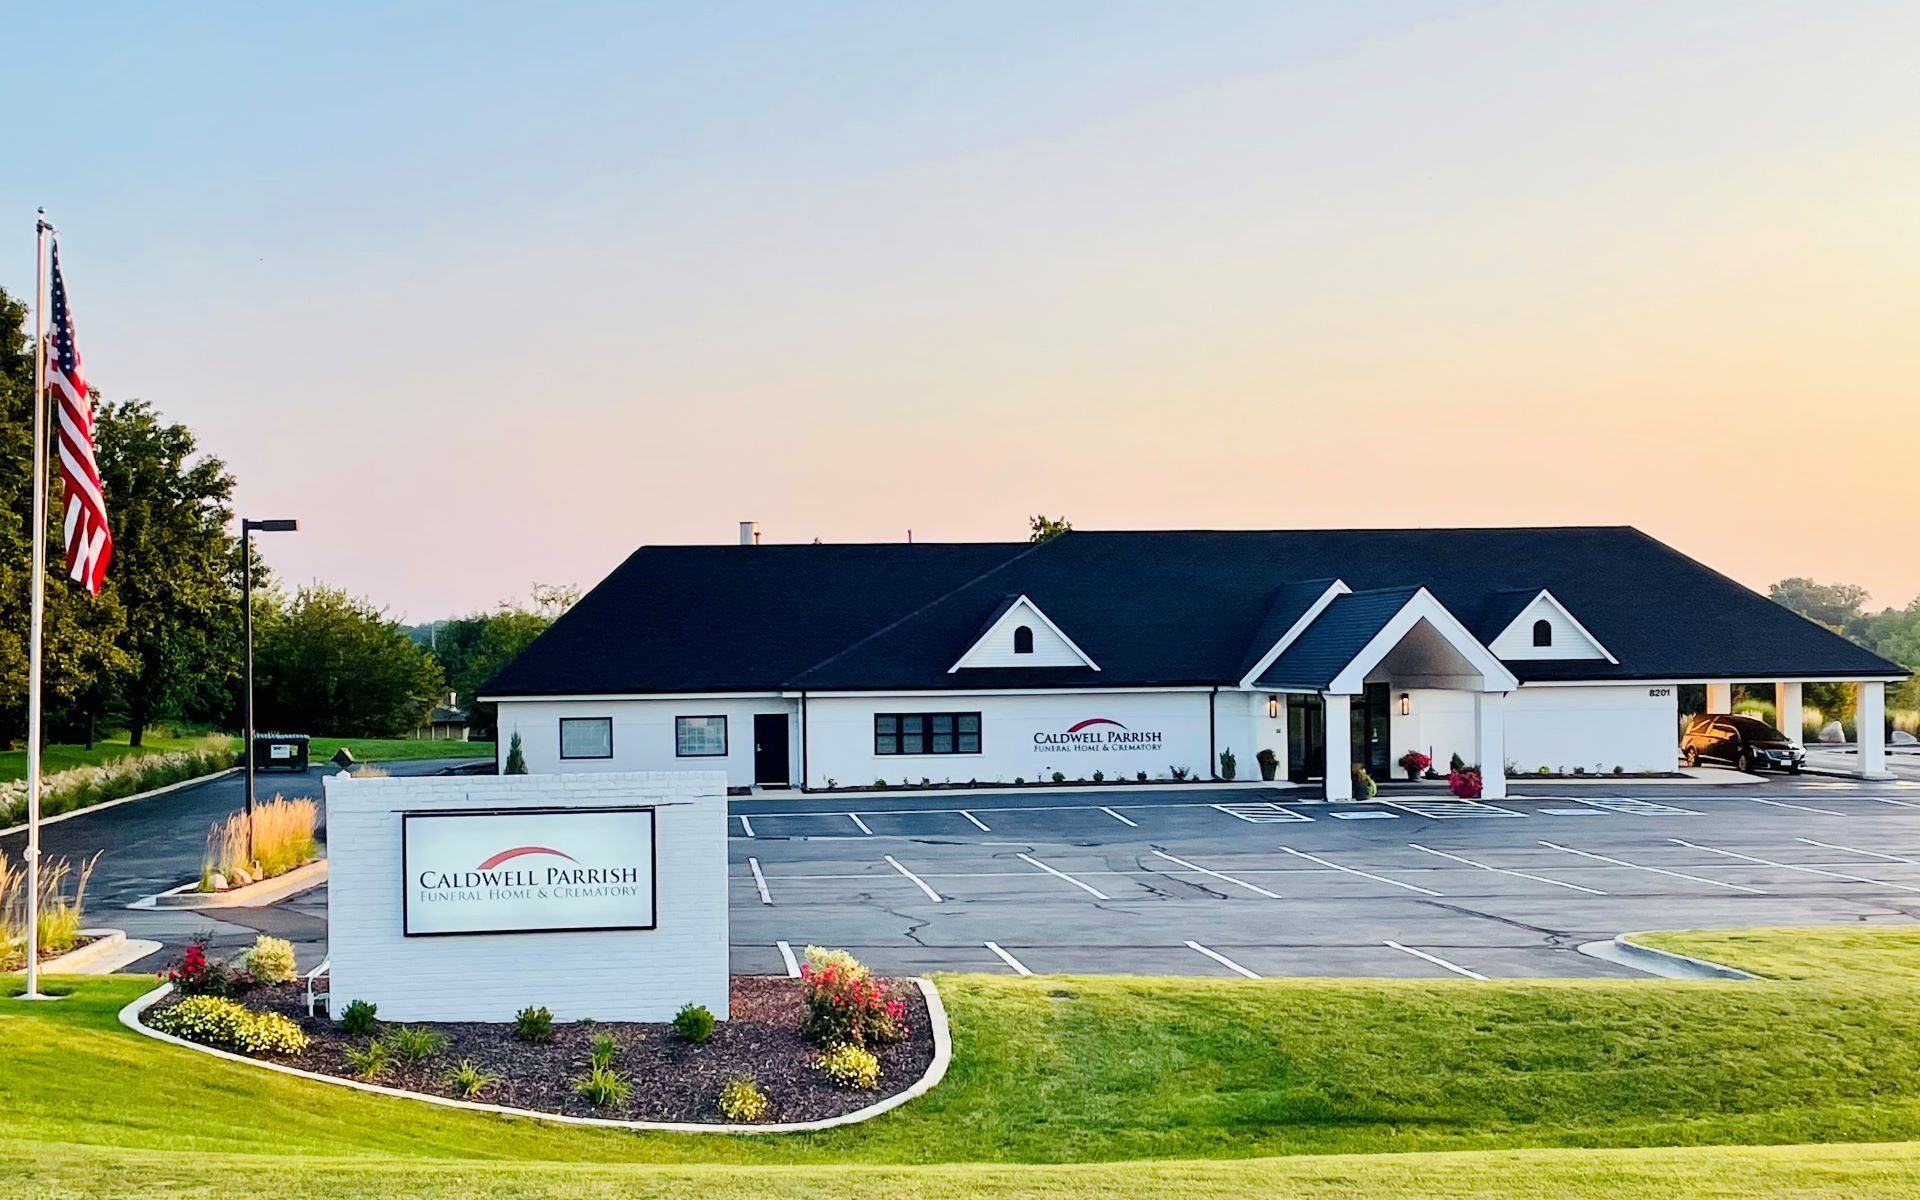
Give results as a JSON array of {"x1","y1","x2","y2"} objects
[
  {"x1": 675, "y1": 715, "x2": 729, "y2": 758},
  {"x1": 559, "y1": 717, "x2": 613, "y2": 760}
]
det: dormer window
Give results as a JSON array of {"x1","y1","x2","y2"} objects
[
  {"x1": 1532, "y1": 619, "x2": 1552, "y2": 647},
  {"x1": 1013, "y1": 625, "x2": 1034, "y2": 654}
]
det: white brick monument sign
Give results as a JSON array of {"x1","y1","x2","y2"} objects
[{"x1": 324, "y1": 771, "x2": 727, "y2": 1023}]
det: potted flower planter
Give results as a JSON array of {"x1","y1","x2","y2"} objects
[{"x1": 1256, "y1": 749, "x2": 1279, "y2": 782}]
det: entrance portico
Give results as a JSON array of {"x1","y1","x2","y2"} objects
[{"x1": 1252, "y1": 587, "x2": 1518, "y2": 801}]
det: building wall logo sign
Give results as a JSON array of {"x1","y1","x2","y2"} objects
[
  {"x1": 1033, "y1": 717, "x2": 1165, "y2": 753},
  {"x1": 402, "y1": 806, "x2": 657, "y2": 937}
]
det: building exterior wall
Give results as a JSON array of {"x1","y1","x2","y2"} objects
[
  {"x1": 951, "y1": 601, "x2": 1090, "y2": 669},
  {"x1": 1487, "y1": 596, "x2": 1608, "y2": 661},
  {"x1": 496, "y1": 697, "x2": 799, "y2": 789},
  {"x1": 1503, "y1": 684, "x2": 1678, "y2": 774},
  {"x1": 324, "y1": 771, "x2": 729, "y2": 1023},
  {"x1": 801, "y1": 690, "x2": 1215, "y2": 788},
  {"x1": 1389, "y1": 687, "x2": 1479, "y2": 772}
]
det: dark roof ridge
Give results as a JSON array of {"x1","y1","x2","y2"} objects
[{"x1": 785, "y1": 540, "x2": 1058, "y2": 686}]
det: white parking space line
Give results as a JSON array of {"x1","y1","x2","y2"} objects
[
  {"x1": 1570, "y1": 796, "x2": 1701, "y2": 817},
  {"x1": 985, "y1": 941, "x2": 1032, "y2": 976},
  {"x1": 883, "y1": 854, "x2": 944, "y2": 902},
  {"x1": 776, "y1": 941, "x2": 800, "y2": 978},
  {"x1": 1277, "y1": 846, "x2": 1441, "y2": 895},
  {"x1": 1212, "y1": 802, "x2": 1314, "y2": 823},
  {"x1": 748, "y1": 857, "x2": 772, "y2": 905},
  {"x1": 1384, "y1": 940, "x2": 1487, "y2": 980},
  {"x1": 1408, "y1": 843, "x2": 1607, "y2": 895},
  {"x1": 1538, "y1": 841, "x2": 1768, "y2": 894},
  {"x1": 1868, "y1": 797, "x2": 1920, "y2": 809},
  {"x1": 1380, "y1": 798, "x2": 1524, "y2": 819},
  {"x1": 1185, "y1": 940, "x2": 1261, "y2": 978},
  {"x1": 1331, "y1": 810, "x2": 1400, "y2": 820},
  {"x1": 847, "y1": 812, "x2": 874, "y2": 835},
  {"x1": 959, "y1": 809, "x2": 992, "y2": 832},
  {"x1": 1149, "y1": 849, "x2": 1282, "y2": 898},
  {"x1": 1670, "y1": 839, "x2": 1920, "y2": 894},
  {"x1": 1016, "y1": 852, "x2": 1112, "y2": 900},
  {"x1": 1747, "y1": 797, "x2": 1847, "y2": 817},
  {"x1": 737, "y1": 814, "x2": 755, "y2": 838},
  {"x1": 1797, "y1": 837, "x2": 1920, "y2": 865},
  {"x1": 1100, "y1": 806, "x2": 1138, "y2": 827}
]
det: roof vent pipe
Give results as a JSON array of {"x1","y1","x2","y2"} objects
[{"x1": 739, "y1": 521, "x2": 761, "y2": 546}]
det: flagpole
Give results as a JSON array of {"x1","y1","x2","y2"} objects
[{"x1": 23, "y1": 209, "x2": 51, "y2": 1000}]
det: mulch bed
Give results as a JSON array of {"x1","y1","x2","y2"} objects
[
  {"x1": 142, "y1": 975, "x2": 934, "y2": 1125},
  {"x1": 0, "y1": 933, "x2": 99, "y2": 972}
]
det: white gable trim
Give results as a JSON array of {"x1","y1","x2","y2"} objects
[
  {"x1": 948, "y1": 595, "x2": 1100, "y2": 673},
  {"x1": 1490, "y1": 589, "x2": 1618, "y2": 664},
  {"x1": 1237, "y1": 580, "x2": 1353, "y2": 689},
  {"x1": 1327, "y1": 588, "x2": 1521, "y2": 695}
]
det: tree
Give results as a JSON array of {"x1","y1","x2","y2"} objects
[
  {"x1": 1769, "y1": 578, "x2": 1871, "y2": 637},
  {"x1": 254, "y1": 586, "x2": 445, "y2": 737},
  {"x1": 503, "y1": 731, "x2": 527, "y2": 774},
  {"x1": 1028, "y1": 514, "x2": 1072, "y2": 543},
  {"x1": 428, "y1": 604, "x2": 553, "y2": 739},
  {"x1": 91, "y1": 400, "x2": 241, "y2": 745}
]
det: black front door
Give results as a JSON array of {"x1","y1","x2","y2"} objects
[
  {"x1": 1287, "y1": 695, "x2": 1325, "y2": 783},
  {"x1": 1355, "y1": 683, "x2": 1391, "y2": 779},
  {"x1": 753, "y1": 714, "x2": 790, "y2": 786}
]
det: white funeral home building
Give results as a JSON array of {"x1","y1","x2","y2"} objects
[{"x1": 480, "y1": 528, "x2": 1906, "y2": 800}]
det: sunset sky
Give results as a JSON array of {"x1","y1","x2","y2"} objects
[{"x1": 11, "y1": 2, "x2": 1917, "y2": 618}]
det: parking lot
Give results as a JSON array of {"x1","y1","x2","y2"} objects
[{"x1": 728, "y1": 777, "x2": 1920, "y2": 979}]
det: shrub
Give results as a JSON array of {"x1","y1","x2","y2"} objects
[
  {"x1": 160, "y1": 935, "x2": 255, "y2": 999},
  {"x1": 588, "y1": 1031, "x2": 619, "y2": 1071},
  {"x1": 718, "y1": 1074, "x2": 770, "y2": 1122},
  {"x1": 345, "y1": 1039, "x2": 392, "y2": 1080},
  {"x1": 575, "y1": 1065, "x2": 630, "y2": 1108},
  {"x1": 503, "y1": 731, "x2": 528, "y2": 774},
  {"x1": 1, "y1": 851, "x2": 100, "y2": 966},
  {"x1": 0, "y1": 741, "x2": 235, "y2": 827},
  {"x1": 1136, "y1": 771, "x2": 1148, "y2": 782},
  {"x1": 1091, "y1": 769, "x2": 1104, "y2": 782},
  {"x1": 873, "y1": 778, "x2": 887, "y2": 789},
  {"x1": 1448, "y1": 751, "x2": 1466, "y2": 772},
  {"x1": 1169, "y1": 765, "x2": 1189, "y2": 781},
  {"x1": 799, "y1": 947, "x2": 904, "y2": 1048},
  {"x1": 1449, "y1": 768, "x2": 1484, "y2": 799},
  {"x1": 150, "y1": 995, "x2": 309, "y2": 1057},
  {"x1": 244, "y1": 935, "x2": 297, "y2": 984},
  {"x1": 445, "y1": 1059, "x2": 498, "y2": 1098},
  {"x1": 1351, "y1": 765, "x2": 1378, "y2": 799},
  {"x1": 1398, "y1": 750, "x2": 1432, "y2": 778},
  {"x1": 339, "y1": 998, "x2": 379, "y2": 1036},
  {"x1": 1218, "y1": 747, "x2": 1237, "y2": 781},
  {"x1": 516, "y1": 1005, "x2": 555, "y2": 1043},
  {"x1": 1613, "y1": 764, "x2": 1626, "y2": 776},
  {"x1": 815, "y1": 1042, "x2": 881, "y2": 1089},
  {"x1": 383, "y1": 1025, "x2": 446, "y2": 1065},
  {"x1": 674, "y1": 1002, "x2": 716, "y2": 1044},
  {"x1": 1014, "y1": 777, "x2": 1025, "y2": 786},
  {"x1": 1050, "y1": 771, "x2": 1066, "y2": 784}
]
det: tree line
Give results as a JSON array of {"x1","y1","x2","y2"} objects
[{"x1": 0, "y1": 284, "x2": 557, "y2": 748}]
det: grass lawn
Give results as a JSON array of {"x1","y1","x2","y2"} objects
[
  {"x1": 0, "y1": 733, "x2": 233, "y2": 784},
  {"x1": 307, "y1": 736, "x2": 493, "y2": 765},
  {"x1": 2, "y1": 927, "x2": 1918, "y2": 1197}
]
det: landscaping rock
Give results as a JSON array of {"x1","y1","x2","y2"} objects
[
  {"x1": 1893, "y1": 730, "x2": 1917, "y2": 745},
  {"x1": 1819, "y1": 721, "x2": 1846, "y2": 743},
  {"x1": 206, "y1": 872, "x2": 227, "y2": 891}
]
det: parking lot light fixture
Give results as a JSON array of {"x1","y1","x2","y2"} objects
[{"x1": 241, "y1": 517, "x2": 298, "y2": 861}]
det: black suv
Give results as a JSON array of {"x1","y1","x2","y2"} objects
[{"x1": 1680, "y1": 714, "x2": 1806, "y2": 774}]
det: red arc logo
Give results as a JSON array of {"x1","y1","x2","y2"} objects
[{"x1": 475, "y1": 846, "x2": 578, "y2": 870}]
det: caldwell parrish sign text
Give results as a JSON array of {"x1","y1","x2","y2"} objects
[
  {"x1": 402, "y1": 807, "x2": 657, "y2": 936},
  {"x1": 1034, "y1": 717, "x2": 1164, "y2": 753}
]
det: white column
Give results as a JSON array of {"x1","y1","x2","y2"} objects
[
  {"x1": 1858, "y1": 681, "x2": 1891, "y2": 779},
  {"x1": 1323, "y1": 692, "x2": 1352, "y2": 801},
  {"x1": 1705, "y1": 683, "x2": 1733, "y2": 714},
  {"x1": 1775, "y1": 682, "x2": 1803, "y2": 743},
  {"x1": 1474, "y1": 691, "x2": 1508, "y2": 800}
]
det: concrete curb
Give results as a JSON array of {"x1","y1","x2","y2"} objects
[
  {"x1": 36, "y1": 929, "x2": 163, "y2": 975},
  {"x1": 756, "y1": 779, "x2": 1306, "y2": 804},
  {"x1": 1576, "y1": 934, "x2": 1757, "y2": 980},
  {"x1": 0, "y1": 766, "x2": 241, "y2": 838},
  {"x1": 133, "y1": 859, "x2": 329, "y2": 911},
  {"x1": 119, "y1": 975, "x2": 952, "y2": 1135}
]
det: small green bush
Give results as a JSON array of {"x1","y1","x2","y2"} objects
[
  {"x1": 1092, "y1": 769, "x2": 1104, "y2": 782},
  {"x1": 1050, "y1": 771, "x2": 1066, "y2": 784},
  {"x1": 1449, "y1": 751, "x2": 1466, "y2": 772},
  {"x1": 1219, "y1": 747, "x2": 1237, "y2": 781},
  {"x1": 149, "y1": 995, "x2": 308, "y2": 1057},
  {"x1": 674, "y1": 1002, "x2": 716, "y2": 1044},
  {"x1": 445, "y1": 1059, "x2": 498, "y2": 1098},
  {"x1": 575, "y1": 1065, "x2": 630, "y2": 1108},
  {"x1": 344, "y1": 1039, "x2": 391, "y2": 1081},
  {"x1": 1351, "y1": 765, "x2": 1378, "y2": 799},
  {"x1": 815, "y1": 1042, "x2": 881, "y2": 1089},
  {"x1": 1014, "y1": 776, "x2": 1025, "y2": 785},
  {"x1": 1136, "y1": 770, "x2": 1148, "y2": 782},
  {"x1": 382, "y1": 1025, "x2": 446, "y2": 1065},
  {"x1": 243, "y1": 935, "x2": 297, "y2": 984},
  {"x1": 589, "y1": 1031, "x2": 619, "y2": 1071},
  {"x1": 515, "y1": 1005, "x2": 555, "y2": 1044},
  {"x1": 718, "y1": 1074, "x2": 770, "y2": 1121},
  {"x1": 873, "y1": 778, "x2": 887, "y2": 789},
  {"x1": 503, "y1": 731, "x2": 528, "y2": 774},
  {"x1": 338, "y1": 998, "x2": 378, "y2": 1036}
]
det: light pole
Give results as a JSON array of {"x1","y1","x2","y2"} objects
[{"x1": 242, "y1": 518, "x2": 297, "y2": 863}]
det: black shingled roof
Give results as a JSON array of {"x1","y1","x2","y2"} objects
[
  {"x1": 479, "y1": 528, "x2": 1904, "y2": 697},
  {"x1": 1253, "y1": 587, "x2": 1423, "y2": 690}
]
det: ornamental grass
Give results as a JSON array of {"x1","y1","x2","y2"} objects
[
  {"x1": 0, "y1": 849, "x2": 100, "y2": 968},
  {"x1": 200, "y1": 796, "x2": 319, "y2": 889}
]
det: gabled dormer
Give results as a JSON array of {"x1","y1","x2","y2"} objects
[
  {"x1": 949, "y1": 594, "x2": 1100, "y2": 673},
  {"x1": 1484, "y1": 588, "x2": 1617, "y2": 663}
]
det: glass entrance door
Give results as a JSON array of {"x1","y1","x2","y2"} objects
[
  {"x1": 1286, "y1": 695, "x2": 1324, "y2": 783},
  {"x1": 1353, "y1": 683, "x2": 1391, "y2": 780}
]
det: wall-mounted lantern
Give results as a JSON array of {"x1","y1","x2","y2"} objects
[
  {"x1": 1266, "y1": 695, "x2": 1280, "y2": 719},
  {"x1": 1399, "y1": 692, "x2": 1411, "y2": 716}
]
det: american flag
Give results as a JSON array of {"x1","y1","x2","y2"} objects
[{"x1": 46, "y1": 240, "x2": 112, "y2": 594}]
